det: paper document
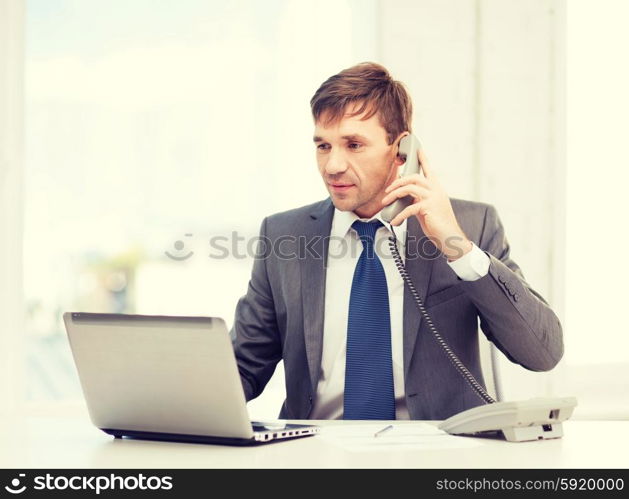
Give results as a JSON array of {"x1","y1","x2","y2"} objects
[{"x1": 318, "y1": 423, "x2": 481, "y2": 452}]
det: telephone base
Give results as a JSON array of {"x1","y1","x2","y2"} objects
[
  {"x1": 461, "y1": 422, "x2": 565, "y2": 442},
  {"x1": 502, "y1": 422, "x2": 564, "y2": 442},
  {"x1": 438, "y1": 397, "x2": 577, "y2": 443}
]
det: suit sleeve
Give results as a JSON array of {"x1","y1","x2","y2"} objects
[
  {"x1": 229, "y1": 217, "x2": 282, "y2": 400},
  {"x1": 461, "y1": 205, "x2": 564, "y2": 371}
]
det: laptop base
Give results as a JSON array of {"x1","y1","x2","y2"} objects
[{"x1": 102, "y1": 424, "x2": 318, "y2": 446}]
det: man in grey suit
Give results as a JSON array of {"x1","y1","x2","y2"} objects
[{"x1": 231, "y1": 62, "x2": 563, "y2": 420}]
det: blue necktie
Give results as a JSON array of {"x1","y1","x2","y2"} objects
[{"x1": 343, "y1": 220, "x2": 395, "y2": 420}]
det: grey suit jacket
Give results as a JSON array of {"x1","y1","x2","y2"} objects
[{"x1": 230, "y1": 197, "x2": 563, "y2": 420}]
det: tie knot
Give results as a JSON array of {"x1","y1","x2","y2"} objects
[{"x1": 352, "y1": 220, "x2": 382, "y2": 247}]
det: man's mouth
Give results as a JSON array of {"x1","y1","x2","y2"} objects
[{"x1": 328, "y1": 183, "x2": 355, "y2": 192}]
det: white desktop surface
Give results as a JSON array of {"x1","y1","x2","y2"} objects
[{"x1": 1, "y1": 410, "x2": 628, "y2": 469}]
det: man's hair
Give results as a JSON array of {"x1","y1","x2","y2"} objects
[{"x1": 310, "y1": 62, "x2": 412, "y2": 145}]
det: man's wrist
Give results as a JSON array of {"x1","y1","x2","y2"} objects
[
  {"x1": 447, "y1": 243, "x2": 490, "y2": 281},
  {"x1": 444, "y1": 237, "x2": 473, "y2": 262}
]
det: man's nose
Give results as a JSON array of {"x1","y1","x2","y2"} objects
[{"x1": 324, "y1": 149, "x2": 348, "y2": 175}]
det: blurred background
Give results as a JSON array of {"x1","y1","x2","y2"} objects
[{"x1": 1, "y1": 0, "x2": 628, "y2": 420}]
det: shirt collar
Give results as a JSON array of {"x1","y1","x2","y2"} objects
[{"x1": 330, "y1": 207, "x2": 407, "y2": 243}]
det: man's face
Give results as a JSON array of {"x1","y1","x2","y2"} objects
[{"x1": 314, "y1": 104, "x2": 404, "y2": 218}]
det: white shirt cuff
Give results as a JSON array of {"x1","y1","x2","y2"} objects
[{"x1": 446, "y1": 243, "x2": 490, "y2": 281}]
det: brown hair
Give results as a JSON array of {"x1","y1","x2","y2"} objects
[{"x1": 310, "y1": 62, "x2": 412, "y2": 145}]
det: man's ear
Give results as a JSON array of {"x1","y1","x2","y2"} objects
[{"x1": 392, "y1": 131, "x2": 410, "y2": 166}]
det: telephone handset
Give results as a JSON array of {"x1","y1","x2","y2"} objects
[
  {"x1": 382, "y1": 141, "x2": 577, "y2": 441},
  {"x1": 381, "y1": 134, "x2": 422, "y2": 223}
]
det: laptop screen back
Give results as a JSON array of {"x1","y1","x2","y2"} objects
[{"x1": 64, "y1": 313, "x2": 254, "y2": 439}]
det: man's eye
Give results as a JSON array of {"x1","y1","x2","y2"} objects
[
  {"x1": 317, "y1": 143, "x2": 330, "y2": 151},
  {"x1": 348, "y1": 142, "x2": 362, "y2": 150}
]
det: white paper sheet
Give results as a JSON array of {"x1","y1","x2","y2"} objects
[{"x1": 318, "y1": 423, "x2": 482, "y2": 452}]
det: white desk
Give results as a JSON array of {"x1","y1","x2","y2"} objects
[{"x1": 1, "y1": 410, "x2": 628, "y2": 468}]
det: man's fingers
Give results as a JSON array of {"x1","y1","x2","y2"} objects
[
  {"x1": 390, "y1": 203, "x2": 423, "y2": 226},
  {"x1": 382, "y1": 185, "x2": 429, "y2": 206},
  {"x1": 385, "y1": 173, "x2": 430, "y2": 193}
]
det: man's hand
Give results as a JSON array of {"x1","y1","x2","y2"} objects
[{"x1": 381, "y1": 147, "x2": 472, "y2": 261}]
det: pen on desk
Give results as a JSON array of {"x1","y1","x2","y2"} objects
[{"x1": 374, "y1": 424, "x2": 394, "y2": 438}]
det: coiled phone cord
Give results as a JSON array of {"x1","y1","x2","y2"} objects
[{"x1": 387, "y1": 224, "x2": 496, "y2": 405}]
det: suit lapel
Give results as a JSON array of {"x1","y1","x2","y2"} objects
[
  {"x1": 301, "y1": 198, "x2": 334, "y2": 393},
  {"x1": 402, "y1": 216, "x2": 437, "y2": 378}
]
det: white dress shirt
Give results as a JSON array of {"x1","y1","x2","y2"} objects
[{"x1": 310, "y1": 208, "x2": 490, "y2": 420}]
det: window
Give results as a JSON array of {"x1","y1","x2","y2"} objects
[{"x1": 24, "y1": 0, "x2": 376, "y2": 417}]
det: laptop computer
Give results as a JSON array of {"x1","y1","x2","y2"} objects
[{"x1": 63, "y1": 312, "x2": 319, "y2": 445}]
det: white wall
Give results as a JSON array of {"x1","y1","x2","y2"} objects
[
  {"x1": 380, "y1": 0, "x2": 565, "y2": 400},
  {"x1": 558, "y1": 0, "x2": 629, "y2": 419},
  {"x1": 0, "y1": 0, "x2": 25, "y2": 415}
]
